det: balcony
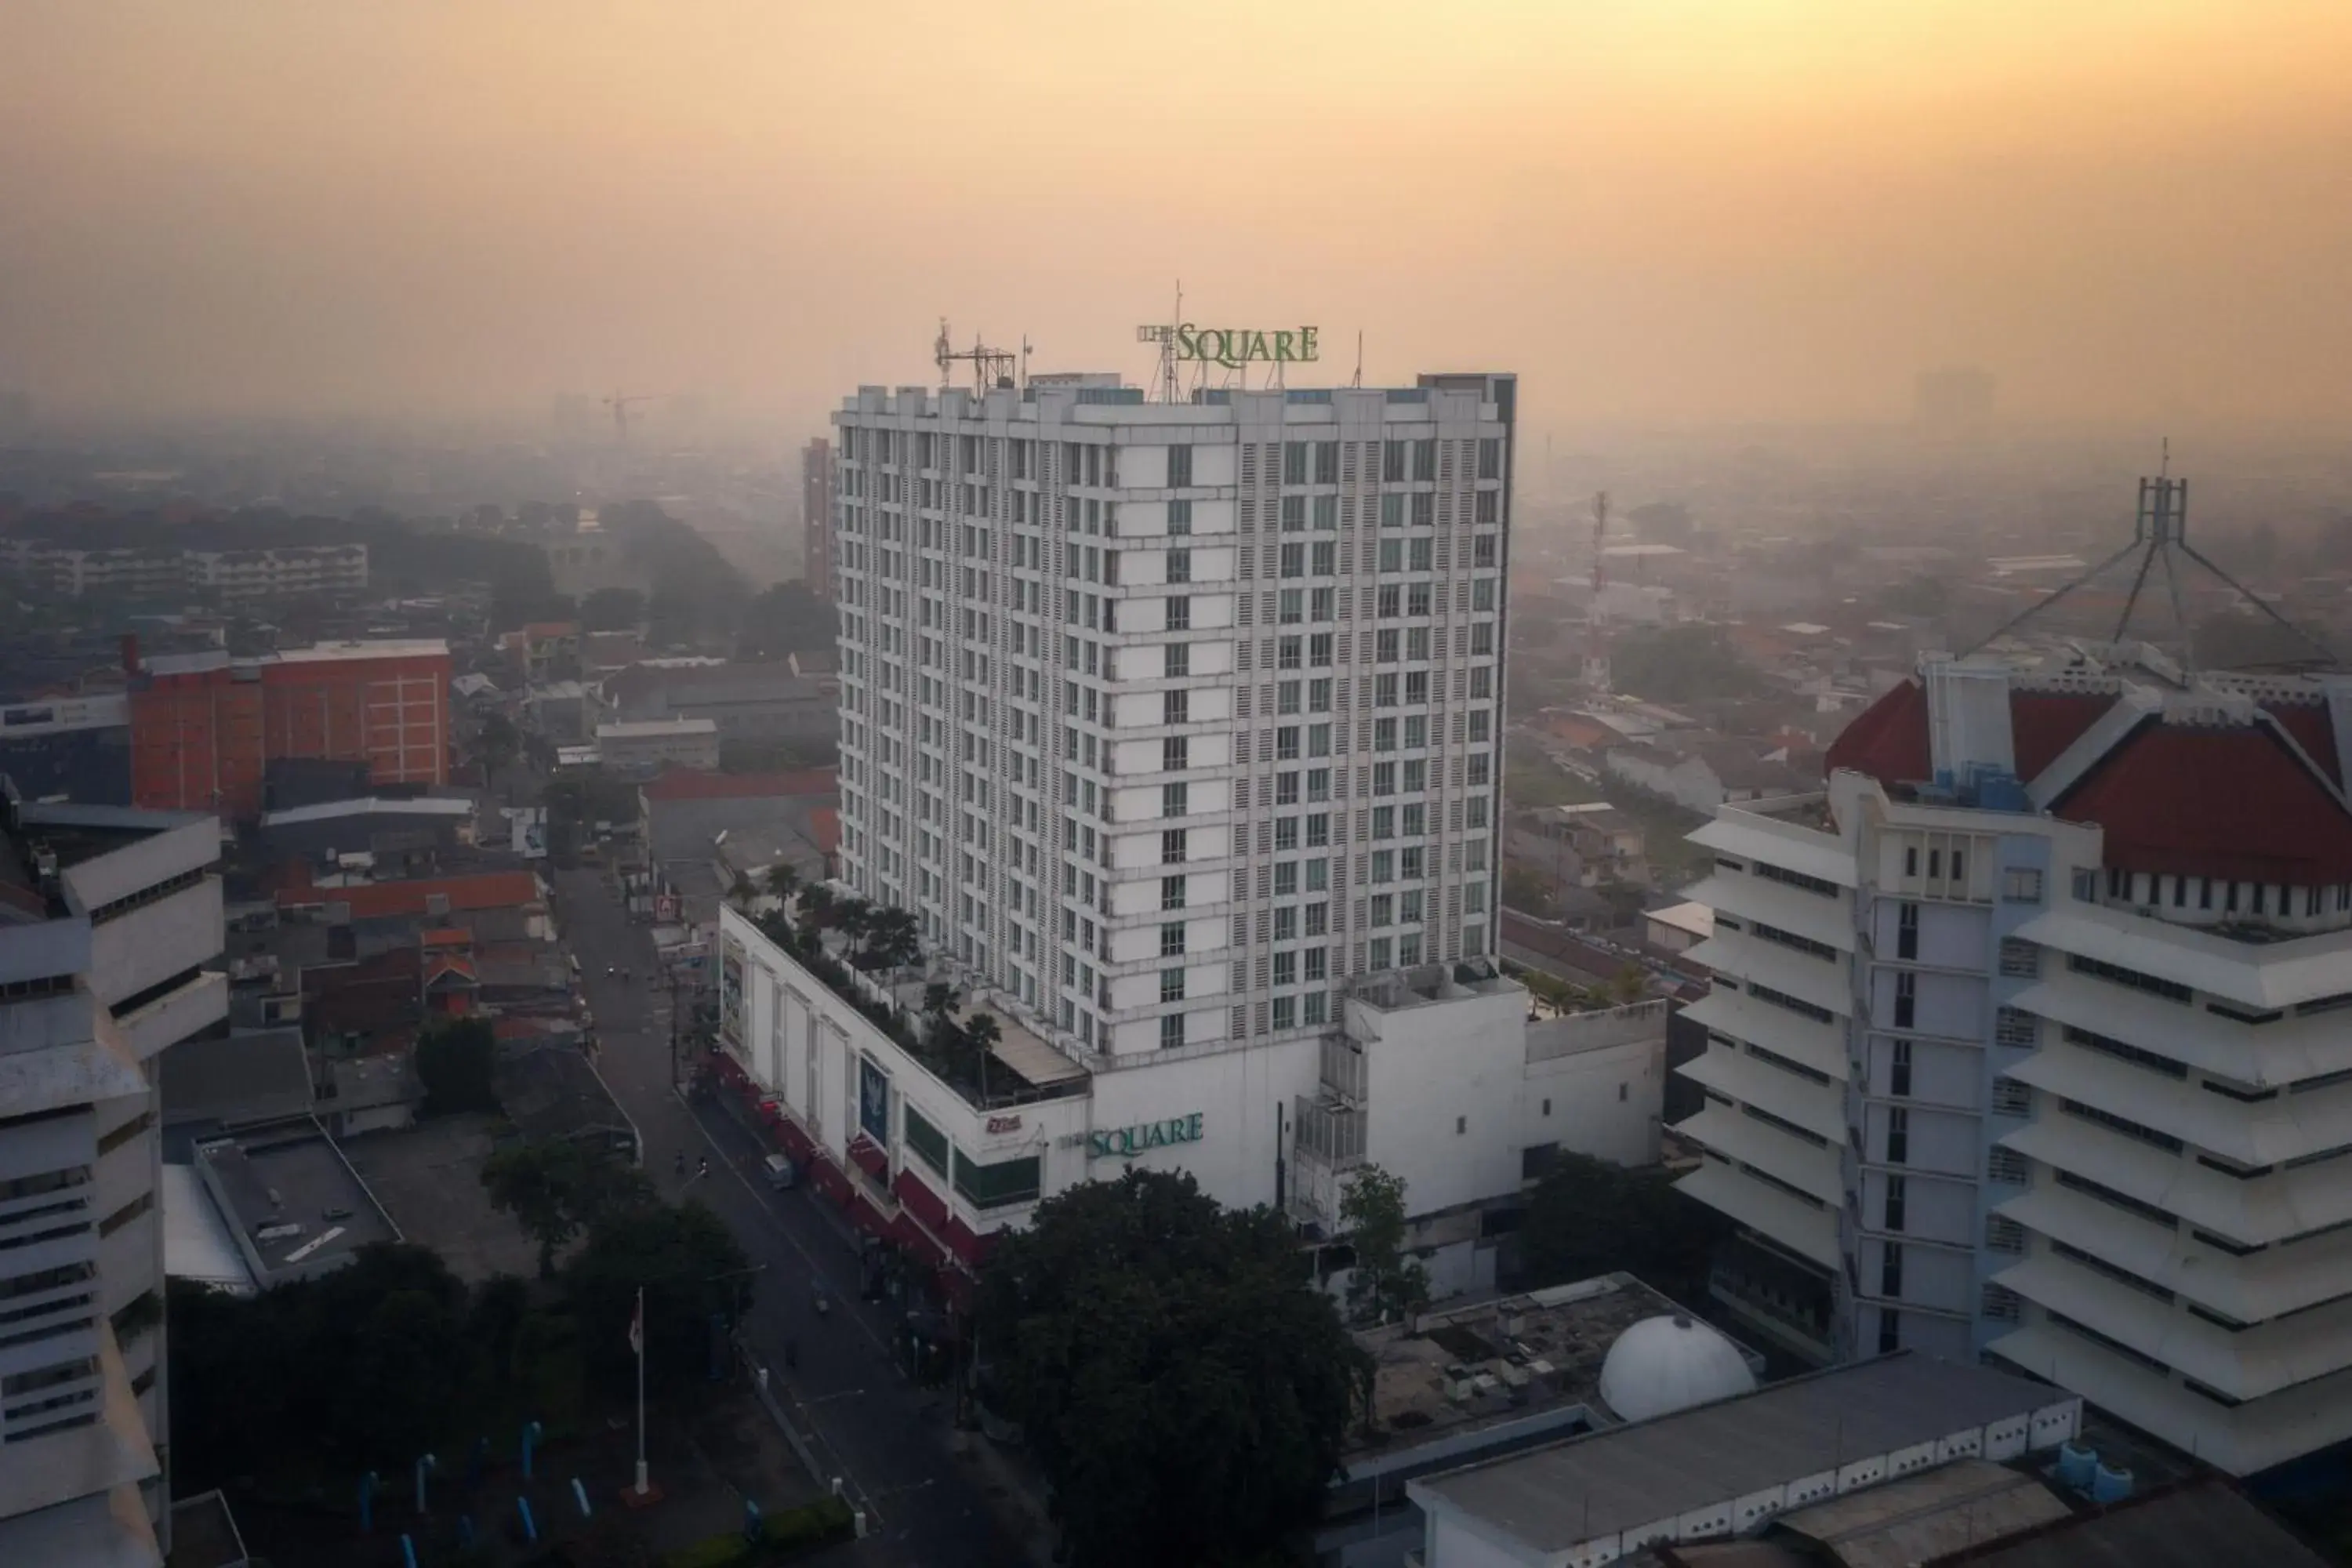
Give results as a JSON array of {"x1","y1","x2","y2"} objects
[
  {"x1": 88, "y1": 880, "x2": 223, "y2": 1012},
  {"x1": 114, "y1": 971, "x2": 227, "y2": 1062}
]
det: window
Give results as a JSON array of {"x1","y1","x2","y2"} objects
[
  {"x1": 1161, "y1": 967, "x2": 1186, "y2": 1002},
  {"x1": 1370, "y1": 850, "x2": 1395, "y2": 884},
  {"x1": 1279, "y1": 589, "x2": 1304, "y2": 623},
  {"x1": 1889, "y1": 1039, "x2": 1912, "y2": 1097},
  {"x1": 1381, "y1": 440, "x2": 1406, "y2": 482},
  {"x1": 1885, "y1": 1106, "x2": 1909, "y2": 1164},
  {"x1": 1896, "y1": 902, "x2": 1919, "y2": 959},
  {"x1": 1160, "y1": 875, "x2": 1187, "y2": 910},
  {"x1": 1167, "y1": 499, "x2": 1192, "y2": 535},
  {"x1": 1160, "y1": 921, "x2": 1186, "y2": 957},
  {"x1": 1276, "y1": 772, "x2": 1300, "y2": 806},
  {"x1": 1283, "y1": 441, "x2": 1308, "y2": 485},
  {"x1": 1167, "y1": 445, "x2": 1192, "y2": 486},
  {"x1": 1893, "y1": 971, "x2": 1915, "y2": 1029},
  {"x1": 1273, "y1": 950, "x2": 1298, "y2": 987},
  {"x1": 1273, "y1": 905, "x2": 1298, "y2": 941},
  {"x1": 1474, "y1": 533, "x2": 1498, "y2": 568},
  {"x1": 1272, "y1": 995, "x2": 1297, "y2": 1030},
  {"x1": 1309, "y1": 633, "x2": 1333, "y2": 666},
  {"x1": 1315, "y1": 441, "x2": 1340, "y2": 484},
  {"x1": 1477, "y1": 437, "x2": 1500, "y2": 479},
  {"x1": 1161, "y1": 829, "x2": 1188, "y2": 865},
  {"x1": 1374, "y1": 673, "x2": 1399, "y2": 706},
  {"x1": 1166, "y1": 547, "x2": 1191, "y2": 584},
  {"x1": 1381, "y1": 492, "x2": 1405, "y2": 528},
  {"x1": 1880, "y1": 1240, "x2": 1904, "y2": 1298},
  {"x1": 1163, "y1": 735, "x2": 1189, "y2": 771},
  {"x1": 2003, "y1": 867, "x2": 2045, "y2": 903},
  {"x1": 1408, "y1": 583, "x2": 1432, "y2": 616},
  {"x1": 1997, "y1": 938, "x2": 2038, "y2": 978},
  {"x1": 1280, "y1": 543, "x2": 1305, "y2": 577},
  {"x1": 1413, "y1": 438, "x2": 1436, "y2": 480},
  {"x1": 1377, "y1": 583, "x2": 1401, "y2": 617},
  {"x1": 1165, "y1": 595, "x2": 1190, "y2": 630},
  {"x1": 1877, "y1": 1308, "x2": 1901, "y2": 1356},
  {"x1": 1163, "y1": 688, "x2": 1189, "y2": 724},
  {"x1": 1162, "y1": 781, "x2": 1189, "y2": 818},
  {"x1": 1994, "y1": 1007, "x2": 2037, "y2": 1047},
  {"x1": 1311, "y1": 586, "x2": 1334, "y2": 619},
  {"x1": 1160, "y1": 1013, "x2": 1185, "y2": 1048},
  {"x1": 1275, "y1": 861, "x2": 1299, "y2": 896},
  {"x1": 1276, "y1": 726, "x2": 1301, "y2": 761},
  {"x1": 1308, "y1": 677, "x2": 1333, "y2": 711},
  {"x1": 906, "y1": 1109, "x2": 949, "y2": 1175},
  {"x1": 1312, "y1": 541, "x2": 1336, "y2": 575},
  {"x1": 1409, "y1": 536, "x2": 1433, "y2": 571},
  {"x1": 1883, "y1": 1175, "x2": 1907, "y2": 1232},
  {"x1": 1305, "y1": 902, "x2": 1329, "y2": 937},
  {"x1": 954, "y1": 1150, "x2": 1043, "y2": 1210},
  {"x1": 1306, "y1": 812, "x2": 1330, "y2": 848},
  {"x1": 1376, "y1": 629, "x2": 1401, "y2": 663},
  {"x1": 1378, "y1": 539, "x2": 1403, "y2": 573}
]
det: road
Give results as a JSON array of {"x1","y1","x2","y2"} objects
[{"x1": 553, "y1": 866, "x2": 1033, "y2": 1568}]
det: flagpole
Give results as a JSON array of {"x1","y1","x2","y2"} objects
[{"x1": 633, "y1": 1285, "x2": 649, "y2": 1496}]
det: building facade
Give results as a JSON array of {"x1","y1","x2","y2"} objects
[
  {"x1": 126, "y1": 639, "x2": 452, "y2": 817},
  {"x1": 0, "y1": 786, "x2": 227, "y2": 1566},
  {"x1": 829, "y1": 372, "x2": 1515, "y2": 1063},
  {"x1": 715, "y1": 906, "x2": 1661, "y2": 1299},
  {"x1": 1676, "y1": 650, "x2": 2352, "y2": 1475},
  {"x1": 181, "y1": 544, "x2": 368, "y2": 600},
  {"x1": 801, "y1": 437, "x2": 836, "y2": 599},
  {"x1": 0, "y1": 695, "x2": 132, "y2": 806}
]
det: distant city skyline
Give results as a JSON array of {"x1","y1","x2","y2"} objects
[{"x1": 2, "y1": 3, "x2": 2348, "y2": 434}]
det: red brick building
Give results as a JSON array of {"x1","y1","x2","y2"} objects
[{"x1": 128, "y1": 638, "x2": 452, "y2": 816}]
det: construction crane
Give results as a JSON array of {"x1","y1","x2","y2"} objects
[
  {"x1": 1585, "y1": 492, "x2": 1613, "y2": 693},
  {"x1": 603, "y1": 393, "x2": 659, "y2": 444},
  {"x1": 933, "y1": 319, "x2": 1019, "y2": 394}
]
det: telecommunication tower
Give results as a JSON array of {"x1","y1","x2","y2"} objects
[
  {"x1": 933, "y1": 319, "x2": 1019, "y2": 394},
  {"x1": 1135, "y1": 281, "x2": 1185, "y2": 402},
  {"x1": 1585, "y1": 492, "x2": 1613, "y2": 692}
]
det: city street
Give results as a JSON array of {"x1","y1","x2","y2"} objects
[{"x1": 554, "y1": 867, "x2": 1033, "y2": 1568}]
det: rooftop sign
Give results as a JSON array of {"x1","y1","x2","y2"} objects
[{"x1": 1141, "y1": 324, "x2": 1320, "y2": 369}]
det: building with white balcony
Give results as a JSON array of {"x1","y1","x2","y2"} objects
[
  {"x1": 829, "y1": 371, "x2": 1515, "y2": 1068},
  {"x1": 714, "y1": 905, "x2": 1662, "y2": 1299},
  {"x1": 181, "y1": 543, "x2": 368, "y2": 600},
  {"x1": 1674, "y1": 643, "x2": 2352, "y2": 1476},
  {"x1": 0, "y1": 781, "x2": 227, "y2": 1567}
]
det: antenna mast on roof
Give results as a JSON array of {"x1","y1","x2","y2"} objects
[
  {"x1": 1960, "y1": 455, "x2": 2337, "y2": 673},
  {"x1": 1584, "y1": 492, "x2": 1613, "y2": 693},
  {"x1": 934, "y1": 318, "x2": 1017, "y2": 395}
]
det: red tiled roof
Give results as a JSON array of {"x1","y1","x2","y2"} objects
[
  {"x1": 639, "y1": 767, "x2": 837, "y2": 803},
  {"x1": 1824, "y1": 681, "x2": 1930, "y2": 784},
  {"x1": 2267, "y1": 700, "x2": 2343, "y2": 787},
  {"x1": 2009, "y1": 690, "x2": 2121, "y2": 780},
  {"x1": 278, "y1": 869, "x2": 541, "y2": 920},
  {"x1": 1826, "y1": 683, "x2": 2120, "y2": 789},
  {"x1": 2053, "y1": 721, "x2": 2352, "y2": 884}
]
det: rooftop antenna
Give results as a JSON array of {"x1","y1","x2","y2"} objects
[
  {"x1": 1352, "y1": 331, "x2": 1364, "y2": 389},
  {"x1": 934, "y1": 318, "x2": 1017, "y2": 394},
  {"x1": 1961, "y1": 451, "x2": 2336, "y2": 672},
  {"x1": 1134, "y1": 281, "x2": 1184, "y2": 404}
]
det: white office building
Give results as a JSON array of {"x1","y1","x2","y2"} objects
[
  {"x1": 0, "y1": 784, "x2": 228, "y2": 1566},
  {"x1": 829, "y1": 371, "x2": 1516, "y2": 1055},
  {"x1": 1675, "y1": 646, "x2": 2352, "y2": 1475}
]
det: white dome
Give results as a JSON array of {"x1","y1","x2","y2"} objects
[{"x1": 1597, "y1": 1313, "x2": 1758, "y2": 1423}]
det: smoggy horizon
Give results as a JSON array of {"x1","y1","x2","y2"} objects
[{"x1": 4, "y1": 2, "x2": 2348, "y2": 438}]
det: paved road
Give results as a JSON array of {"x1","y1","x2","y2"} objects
[{"x1": 554, "y1": 867, "x2": 1033, "y2": 1568}]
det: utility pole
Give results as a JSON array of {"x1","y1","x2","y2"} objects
[{"x1": 669, "y1": 968, "x2": 684, "y2": 1091}]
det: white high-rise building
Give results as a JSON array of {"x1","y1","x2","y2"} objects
[
  {"x1": 1677, "y1": 647, "x2": 2352, "y2": 1476},
  {"x1": 0, "y1": 783, "x2": 227, "y2": 1566},
  {"x1": 829, "y1": 372, "x2": 1516, "y2": 1059}
]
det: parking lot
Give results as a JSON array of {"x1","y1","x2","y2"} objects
[{"x1": 339, "y1": 1112, "x2": 546, "y2": 1281}]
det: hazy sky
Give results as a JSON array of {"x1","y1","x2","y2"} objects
[{"x1": 4, "y1": 1, "x2": 2348, "y2": 434}]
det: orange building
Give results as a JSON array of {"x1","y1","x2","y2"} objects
[{"x1": 129, "y1": 638, "x2": 452, "y2": 816}]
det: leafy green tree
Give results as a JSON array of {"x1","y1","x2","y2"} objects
[
  {"x1": 579, "y1": 586, "x2": 646, "y2": 631},
  {"x1": 1339, "y1": 1165, "x2": 1427, "y2": 1327},
  {"x1": 724, "y1": 869, "x2": 760, "y2": 914},
  {"x1": 565, "y1": 1200, "x2": 753, "y2": 1396},
  {"x1": 475, "y1": 710, "x2": 521, "y2": 792},
  {"x1": 737, "y1": 580, "x2": 840, "y2": 659},
  {"x1": 1522, "y1": 1151, "x2": 1730, "y2": 1305},
  {"x1": 977, "y1": 1171, "x2": 1370, "y2": 1568},
  {"x1": 482, "y1": 1138, "x2": 657, "y2": 1278},
  {"x1": 416, "y1": 1017, "x2": 499, "y2": 1115},
  {"x1": 760, "y1": 862, "x2": 801, "y2": 907},
  {"x1": 859, "y1": 905, "x2": 921, "y2": 971},
  {"x1": 1607, "y1": 624, "x2": 1766, "y2": 702}
]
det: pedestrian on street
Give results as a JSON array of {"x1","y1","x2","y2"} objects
[{"x1": 673, "y1": 1151, "x2": 686, "y2": 1177}]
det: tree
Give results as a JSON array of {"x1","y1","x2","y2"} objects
[
  {"x1": 737, "y1": 580, "x2": 840, "y2": 659},
  {"x1": 475, "y1": 710, "x2": 521, "y2": 793},
  {"x1": 482, "y1": 1138, "x2": 658, "y2": 1278},
  {"x1": 416, "y1": 1017, "x2": 499, "y2": 1116},
  {"x1": 1501, "y1": 862, "x2": 1553, "y2": 916},
  {"x1": 977, "y1": 1171, "x2": 1370, "y2": 1568},
  {"x1": 579, "y1": 586, "x2": 645, "y2": 632},
  {"x1": 565, "y1": 1199, "x2": 752, "y2": 1396},
  {"x1": 1522, "y1": 1151, "x2": 1731, "y2": 1305},
  {"x1": 1607, "y1": 624, "x2": 1766, "y2": 703},
  {"x1": 860, "y1": 905, "x2": 920, "y2": 971},
  {"x1": 725, "y1": 869, "x2": 760, "y2": 915},
  {"x1": 1338, "y1": 1166, "x2": 1427, "y2": 1327},
  {"x1": 761, "y1": 862, "x2": 800, "y2": 909}
]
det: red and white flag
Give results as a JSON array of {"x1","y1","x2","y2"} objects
[{"x1": 628, "y1": 1290, "x2": 644, "y2": 1357}]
